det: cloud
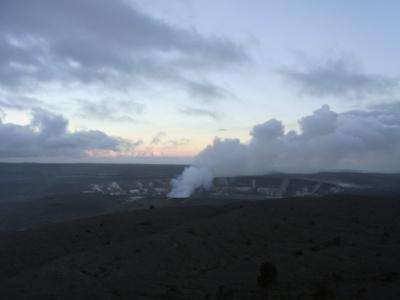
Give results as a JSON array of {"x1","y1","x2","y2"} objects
[
  {"x1": 149, "y1": 131, "x2": 190, "y2": 149},
  {"x1": 0, "y1": 93, "x2": 44, "y2": 110},
  {"x1": 0, "y1": 0, "x2": 247, "y2": 101},
  {"x1": 0, "y1": 109, "x2": 139, "y2": 158},
  {"x1": 151, "y1": 131, "x2": 167, "y2": 145},
  {"x1": 185, "y1": 80, "x2": 230, "y2": 101},
  {"x1": 163, "y1": 138, "x2": 190, "y2": 149},
  {"x1": 180, "y1": 107, "x2": 222, "y2": 120},
  {"x1": 77, "y1": 98, "x2": 144, "y2": 123},
  {"x1": 251, "y1": 119, "x2": 284, "y2": 141},
  {"x1": 279, "y1": 56, "x2": 399, "y2": 98},
  {"x1": 170, "y1": 103, "x2": 400, "y2": 196},
  {"x1": 0, "y1": 108, "x2": 4, "y2": 122}
]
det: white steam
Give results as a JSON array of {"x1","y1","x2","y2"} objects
[
  {"x1": 169, "y1": 104, "x2": 400, "y2": 198},
  {"x1": 168, "y1": 166, "x2": 213, "y2": 198}
]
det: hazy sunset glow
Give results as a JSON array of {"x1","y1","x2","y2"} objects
[{"x1": 1, "y1": 0, "x2": 400, "y2": 165}]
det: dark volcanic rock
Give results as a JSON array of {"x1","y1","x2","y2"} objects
[
  {"x1": 257, "y1": 262, "x2": 277, "y2": 288},
  {"x1": 313, "y1": 286, "x2": 336, "y2": 300},
  {"x1": 0, "y1": 196, "x2": 400, "y2": 299}
]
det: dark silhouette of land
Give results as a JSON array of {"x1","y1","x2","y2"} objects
[
  {"x1": 1, "y1": 164, "x2": 400, "y2": 298},
  {"x1": 1, "y1": 195, "x2": 400, "y2": 299}
]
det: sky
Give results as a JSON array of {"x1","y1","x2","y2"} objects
[{"x1": 1, "y1": 0, "x2": 400, "y2": 164}]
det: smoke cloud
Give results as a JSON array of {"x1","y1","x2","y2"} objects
[
  {"x1": 169, "y1": 103, "x2": 400, "y2": 197},
  {"x1": 169, "y1": 167, "x2": 213, "y2": 198}
]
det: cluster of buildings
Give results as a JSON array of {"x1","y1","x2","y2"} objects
[
  {"x1": 197, "y1": 176, "x2": 342, "y2": 199},
  {"x1": 83, "y1": 175, "x2": 343, "y2": 200},
  {"x1": 83, "y1": 179, "x2": 169, "y2": 199}
]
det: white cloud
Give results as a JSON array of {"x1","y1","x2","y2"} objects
[{"x1": 170, "y1": 103, "x2": 400, "y2": 196}]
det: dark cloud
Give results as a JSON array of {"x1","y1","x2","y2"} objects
[
  {"x1": 344, "y1": 101, "x2": 400, "y2": 126},
  {"x1": 370, "y1": 101, "x2": 400, "y2": 115},
  {"x1": 185, "y1": 80, "x2": 230, "y2": 101},
  {"x1": 0, "y1": 93, "x2": 44, "y2": 110},
  {"x1": 0, "y1": 0, "x2": 247, "y2": 101},
  {"x1": 77, "y1": 98, "x2": 144, "y2": 123},
  {"x1": 279, "y1": 56, "x2": 399, "y2": 98},
  {"x1": 180, "y1": 107, "x2": 221, "y2": 120},
  {"x1": 0, "y1": 109, "x2": 139, "y2": 158}
]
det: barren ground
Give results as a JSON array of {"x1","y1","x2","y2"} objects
[{"x1": 1, "y1": 196, "x2": 399, "y2": 299}]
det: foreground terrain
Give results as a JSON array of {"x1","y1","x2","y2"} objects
[{"x1": 1, "y1": 196, "x2": 400, "y2": 299}]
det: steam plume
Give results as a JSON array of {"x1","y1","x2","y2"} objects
[
  {"x1": 169, "y1": 104, "x2": 400, "y2": 198},
  {"x1": 168, "y1": 166, "x2": 213, "y2": 198}
]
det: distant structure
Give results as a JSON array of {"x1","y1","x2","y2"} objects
[
  {"x1": 196, "y1": 175, "x2": 342, "y2": 199},
  {"x1": 83, "y1": 174, "x2": 344, "y2": 200}
]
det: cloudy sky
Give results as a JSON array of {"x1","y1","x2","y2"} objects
[{"x1": 1, "y1": 0, "x2": 400, "y2": 164}]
